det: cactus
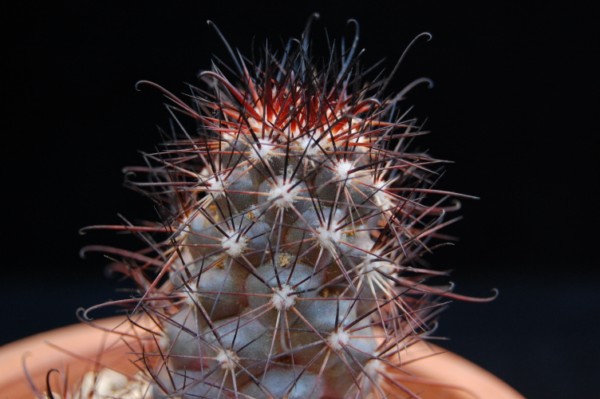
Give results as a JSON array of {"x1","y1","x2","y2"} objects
[{"x1": 76, "y1": 16, "x2": 493, "y2": 399}]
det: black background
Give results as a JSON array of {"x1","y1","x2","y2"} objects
[{"x1": 2, "y1": 1, "x2": 598, "y2": 398}]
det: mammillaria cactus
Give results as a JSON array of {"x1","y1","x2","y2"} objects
[{"x1": 74, "y1": 15, "x2": 494, "y2": 399}]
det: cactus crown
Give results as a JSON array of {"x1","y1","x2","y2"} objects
[{"x1": 80, "y1": 16, "x2": 482, "y2": 399}]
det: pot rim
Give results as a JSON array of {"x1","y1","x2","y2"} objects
[{"x1": 0, "y1": 316, "x2": 523, "y2": 399}]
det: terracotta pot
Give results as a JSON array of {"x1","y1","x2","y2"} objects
[
  {"x1": 0, "y1": 317, "x2": 147, "y2": 398},
  {"x1": 0, "y1": 317, "x2": 523, "y2": 398}
]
